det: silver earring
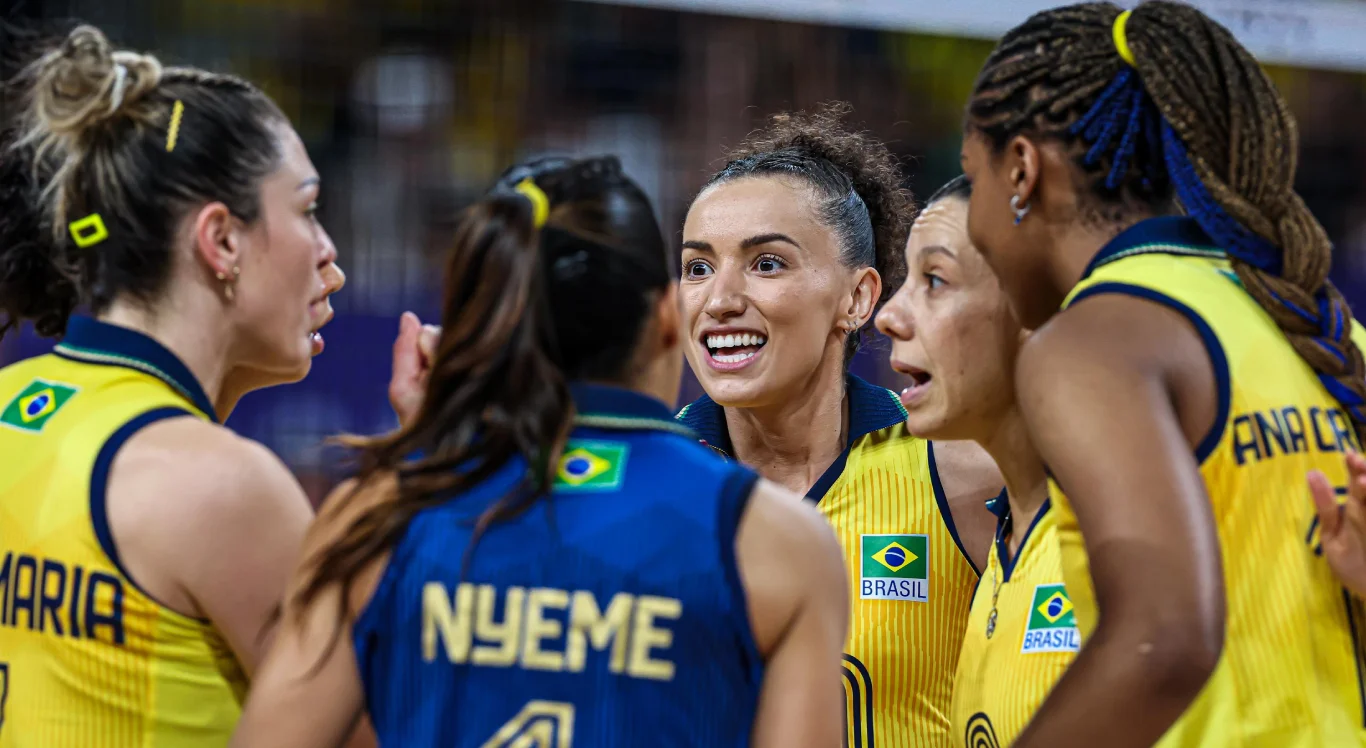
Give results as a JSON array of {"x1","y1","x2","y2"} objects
[{"x1": 1010, "y1": 195, "x2": 1031, "y2": 225}]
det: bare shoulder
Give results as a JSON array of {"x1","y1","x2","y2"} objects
[
  {"x1": 735, "y1": 479, "x2": 847, "y2": 654},
  {"x1": 106, "y1": 416, "x2": 312, "y2": 619},
  {"x1": 115, "y1": 417, "x2": 306, "y2": 521},
  {"x1": 743, "y1": 479, "x2": 838, "y2": 553},
  {"x1": 1020, "y1": 292, "x2": 1202, "y2": 383}
]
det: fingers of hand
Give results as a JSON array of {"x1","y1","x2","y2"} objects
[
  {"x1": 1308, "y1": 470, "x2": 1344, "y2": 536},
  {"x1": 419, "y1": 325, "x2": 441, "y2": 363}
]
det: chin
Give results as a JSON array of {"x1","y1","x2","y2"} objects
[
  {"x1": 902, "y1": 401, "x2": 973, "y2": 441},
  {"x1": 697, "y1": 373, "x2": 776, "y2": 409}
]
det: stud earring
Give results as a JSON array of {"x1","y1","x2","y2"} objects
[
  {"x1": 216, "y1": 266, "x2": 241, "y2": 301},
  {"x1": 1010, "y1": 195, "x2": 1031, "y2": 226}
]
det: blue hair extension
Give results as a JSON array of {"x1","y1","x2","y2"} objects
[
  {"x1": 1068, "y1": 60, "x2": 1366, "y2": 425},
  {"x1": 1070, "y1": 67, "x2": 1164, "y2": 193},
  {"x1": 1107, "y1": 87, "x2": 1148, "y2": 190},
  {"x1": 1161, "y1": 118, "x2": 1366, "y2": 421},
  {"x1": 1160, "y1": 122, "x2": 1283, "y2": 275},
  {"x1": 1069, "y1": 68, "x2": 1134, "y2": 138}
]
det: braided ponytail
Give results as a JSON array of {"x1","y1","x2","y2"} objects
[{"x1": 968, "y1": 1, "x2": 1366, "y2": 434}]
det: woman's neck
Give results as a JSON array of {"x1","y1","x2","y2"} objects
[
  {"x1": 99, "y1": 295, "x2": 238, "y2": 419},
  {"x1": 977, "y1": 406, "x2": 1049, "y2": 556},
  {"x1": 725, "y1": 359, "x2": 848, "y2": 496},
  {"x1": 1045, "y1": 211, "x2": 1157, "y2": 302}
]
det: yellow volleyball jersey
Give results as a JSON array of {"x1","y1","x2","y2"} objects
[
  {"x1": 0, "y1": 317, "x2": 247, "y2": 748},
  {"x1": 679, "y1": 374, "x2": 981, "y2": 748},
  {"x1": 1049, "y1": 216, "x2": 1365, "y2": 746},
  {"x1": 951, "y1": 495, "x2": 1077, "y2": 748}
]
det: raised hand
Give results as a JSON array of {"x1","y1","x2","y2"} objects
[
  {"x1": 388, "y1": 311, "x2": 441, "y2": 428},
  {"x1": 1308, "y1": 451, "x2": 1366, "y2": 598}
]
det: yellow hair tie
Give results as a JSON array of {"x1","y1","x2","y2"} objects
[
  {"x1": 514, "y1": 177, "x2": 550, "y2": 229},
  {"x1": 166, "y1": 100, "x2": 184, "y2": 153},
  {"x1": 69, "y1": 213, "x2": 109, "y2": 248},
  {"x1": 1112, "y1": 10, "x2": 1137, "y2": 67}
]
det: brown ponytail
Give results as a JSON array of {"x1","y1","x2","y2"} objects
[{"x1": 293, "y1": 157, "x2": 672, "y2": 626}]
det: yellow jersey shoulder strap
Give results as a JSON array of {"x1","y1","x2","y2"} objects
[{"x1": 1061, "y1": 217, "x2": 1235, "y2": 464}]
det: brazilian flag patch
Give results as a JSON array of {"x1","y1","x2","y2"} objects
[
  {"x1": 1020, "y1": 583, "x2": 1081, "y2": 654},
  {"x1": 0, "y1": 379, "x2": 79, "y2": 434},
  {"x1": 859, "y1": 534, "x2": 929, "y2": 602},
  {"x1": 553, "y1": 440, "x2": 628, "y2": 491}
]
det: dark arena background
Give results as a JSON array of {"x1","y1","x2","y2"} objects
[{"x1": 6, "y1": 0, "x2": 1366, "y2": 504}]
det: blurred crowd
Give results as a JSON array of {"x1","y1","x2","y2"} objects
[{"x1": 7, "y1": 0, "x2": 1366, "y2": 502}]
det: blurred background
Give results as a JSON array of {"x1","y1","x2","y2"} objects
[{"x1": 6, "y1": 0, "x2": 1366, "y2": 503}]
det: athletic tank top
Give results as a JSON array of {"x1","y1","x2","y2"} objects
[
  {"x1": 353, "y1": 383, "x2": 763, "y2": 747},
  {"x1": 0, "y1": 316, "x2": 246, "y2": 748},
  {"x1": 678, "y1": 374, "x2": 980, "y2": 748},
  {"x1": 950, "y1": 494, "x2": 1077, "y2": 748},
  {"x1": 1051, "y1": 216, "x2": 1365, "y2": 746}
]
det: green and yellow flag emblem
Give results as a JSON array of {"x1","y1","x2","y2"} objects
[{"x1": 0, "y1": 379, "x2": 79, "y2": 433}]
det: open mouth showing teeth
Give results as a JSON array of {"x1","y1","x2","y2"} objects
[
  {"x1": 907, "y1": 369, "x2": 932, "y2": 387},
  {"x1": 705, "y1": 332, "x2": 767, "y2": 364}
]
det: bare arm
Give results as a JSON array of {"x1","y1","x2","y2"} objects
[
  {"x1": 737, "y1": 479, "x2": 850, "y2": 748},
  {"x1": 1012, "y1": 295, "x2": 1224, "y2": 748},
  {"x1": 109, "y1": 420, "x2": 313, "y2": 676},
  {"x1": 231, "y1": 478, "x2": 391, "y2": 748}
]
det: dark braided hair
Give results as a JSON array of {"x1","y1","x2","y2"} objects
[
  {"x1": 701, "y1": 102, "x2": 913, "y2": 362},
  {"x1": 967, "y1": 1, "x2": 1366, "y2": 433}
]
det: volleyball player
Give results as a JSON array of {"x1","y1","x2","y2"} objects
[
  {"x1": 875, "y1": 175, "x2": 1076, "y2": 747},
  {"x1": 675, "y1": 104, "x2": 1002, "y2": 746},
  {"x1": 0, "y1": 25, "x2": 351, "y2": 745},
  {"x1": 959, "y1": 2, "x2": 1366, "y2": 745},
  {"x1": 229, "y1": 156, "x2": 850, "y2": 748}
]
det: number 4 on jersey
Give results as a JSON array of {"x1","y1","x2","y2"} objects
[{"x1": 481, "y1": 701, "x2": 574, "y2": 748}]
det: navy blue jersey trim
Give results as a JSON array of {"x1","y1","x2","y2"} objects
[
  {"x1": 1067, "y1": 282, "x2": 1231, "y2": 464},
  {"x1": 89, "y1": 406, "x2": 207, "y2": 621},
  {"x1": 717, "y1": 466, "x2": 764, "y2": 682},
  {"x1": 57, "y1": 316, "x2": 218, "y2": 422},
  {"x1": 996, "y1": 498, "x2": 1052, "y2": 584},
  {"x1": 1079, "y1": 217, "x2": 1219, "y2": 282},
  {"x1": 569, "y1": 383, "x2": 692, "y2": 436},
  {"x1": 808, "y1": 450, "x2": 851, "y2": 505},
  {"x1": 677, "y1": 374, "x2": 908, "y2": 505},
  {"x1": 928, "y1": 441, "x2": 980, "y2": 577}
]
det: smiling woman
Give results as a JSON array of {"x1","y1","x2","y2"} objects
[{"x1": 676, "y1": 103, "x2": 1002, "y2": 747}]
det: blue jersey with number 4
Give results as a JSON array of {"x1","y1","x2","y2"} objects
[{"x1": 353, "y1": 384, "x2": 763, "y2": 747}]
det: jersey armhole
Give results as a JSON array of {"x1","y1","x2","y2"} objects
[
  {"x1": 1068, "y1": 282, "x2": 1232, "y2": 464},
  {"x1": 927, "y1": 440, "x2": 982, "y2": 576},
  {"x1": 717, "y1": 465, "x2": 763, "y2": 680},
  {"x1": 89, "y1": 406, "x2": 208, "y2": 623}
]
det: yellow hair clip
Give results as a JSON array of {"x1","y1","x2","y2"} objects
[
  {"x1": 69, "y1": 213, "x2": 109, "y2": 248},
  {"x1": 166, "y1": 100, "x2": 185, "y2": 153},
  {"x1": 1112, "y1": 10, "x2": 1136, "y2": 67},
  {"x1": 514, "y1": 177, "x2": 550, "y2": 229}
]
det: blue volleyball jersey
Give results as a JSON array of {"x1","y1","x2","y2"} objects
[{"x1": 353, "y1": 384, "x2": 764, "y2": 747}]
